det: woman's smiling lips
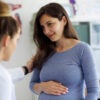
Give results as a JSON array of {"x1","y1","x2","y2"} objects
[{"x1": 48, "y1": 33, "x2": 55, "y2": 38}]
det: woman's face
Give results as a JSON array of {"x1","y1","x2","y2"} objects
[
  {"x1": 3, "y1": 29, "x2": 20, "y2": 61},
  {"x1": 40, "y1": 14, "x2": 67, "y2": 42}
]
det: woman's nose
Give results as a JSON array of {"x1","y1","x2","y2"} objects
[{"x1": 43, "y1": 27, "x2": 50, "y2": 35}]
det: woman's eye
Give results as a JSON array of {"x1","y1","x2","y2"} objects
[{"x1": 47, "y1": 23, "x2": 52, "y2": 26}]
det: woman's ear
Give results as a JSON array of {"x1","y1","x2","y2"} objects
[
  {"x1": 2, "y1": 35, "x2": 10, "y2": 47},
  {"x1": 62, "y1": 16, "x2": 67, "y2": 25}
]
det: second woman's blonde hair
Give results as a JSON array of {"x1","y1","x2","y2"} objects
[{"x1": 0, "y1": 1, "x2": 11, "y2": 16}]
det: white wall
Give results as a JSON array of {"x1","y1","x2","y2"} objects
[{"x1": 2, "y1": 0, "x2": 100, "y2": 100}]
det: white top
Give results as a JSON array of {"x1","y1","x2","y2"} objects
[{"x1": 0, "y1": 64, "x2": 25, "y2": 100}]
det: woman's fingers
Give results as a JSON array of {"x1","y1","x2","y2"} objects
[
  {"x1": 50, "y1": 84, "x2": 68, "y2": 95},
  {"x1": 42, "y1": 81, "x2": 68, "y2": 95},
  {"x1": 26, "y1": 56, "x2": 34, "y2": 72}
]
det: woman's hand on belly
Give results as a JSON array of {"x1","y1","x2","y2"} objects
[{"x1": 40, "y1": 81, "x2": 68, "y2": 95}]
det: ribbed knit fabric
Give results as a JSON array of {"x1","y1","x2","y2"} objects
[{"x1": 30, "y1": 42, "x2": 99, "y2": 100}]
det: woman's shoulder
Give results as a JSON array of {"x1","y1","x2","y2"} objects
[
  {"x1": 77, "y1": 41, "x2": 93, "y2": 56},
  {"x1": 76, "y1": 41, "x2": 91, "y2": 50},
  {"x1": 0, "y1": 64, "x2": 12, "y2": 82},
  {"x1": 72, "y1": 41, "x2": 93, "y2": 56}
]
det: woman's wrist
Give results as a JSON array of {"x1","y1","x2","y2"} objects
[
  {"x1": 33, "y1": 83, "x2": 44, "y2": 94},
  {"x1": 22, "y1": 66, "x2": 29, "y2": 75},
  {"x1": 39, "y1": 82, "x2": 46, "y2": 93}
]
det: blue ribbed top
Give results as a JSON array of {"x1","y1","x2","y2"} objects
[{"x1": 30, "y1": 42, "x2": 99, "y2": 100}]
